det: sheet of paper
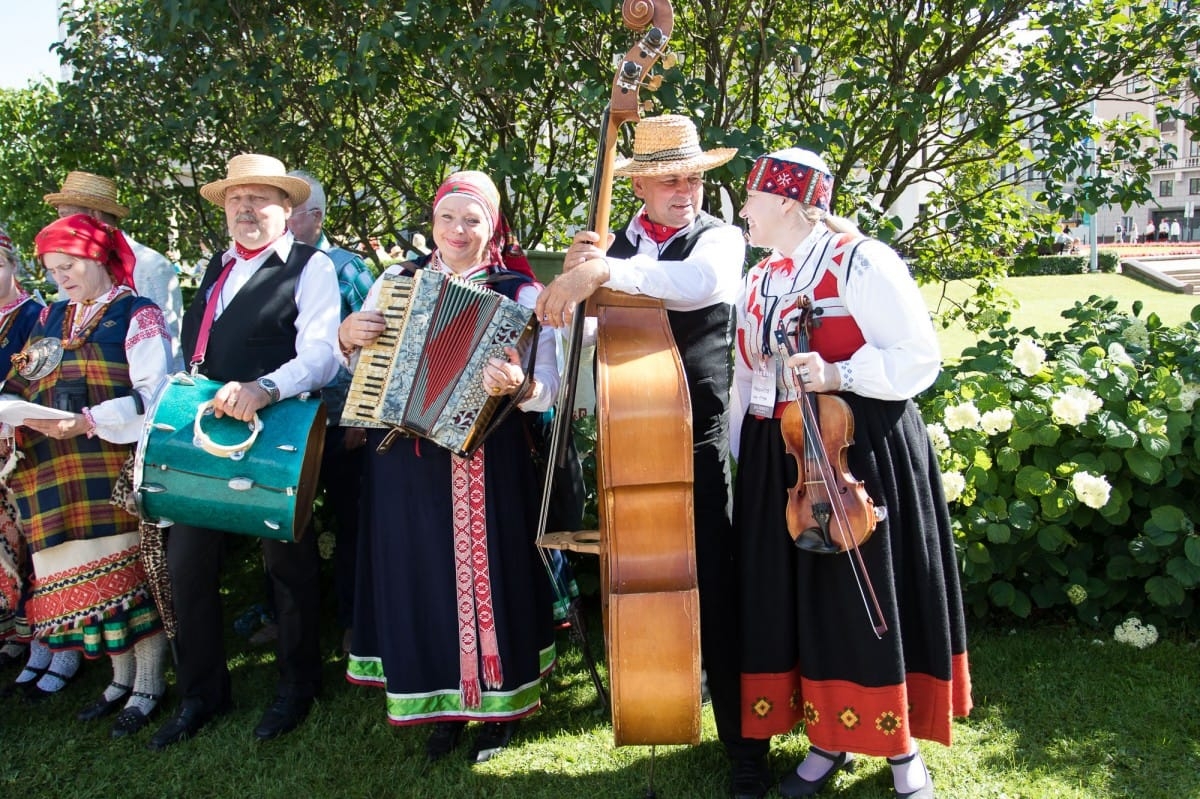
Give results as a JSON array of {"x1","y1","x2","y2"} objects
[{"x1": 0, "y1": 394, "x2": 78, "y2": 426}]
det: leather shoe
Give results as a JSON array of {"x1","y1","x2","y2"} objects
[
  {"x1": 21, "y1": 668, "x2": 77, "y2": 703},
  {"x1": 253, "y1": 694, "x2": 313, "y2": 741},
  {"x1": 77, "y1": 682, "x2": 133, "y2": 721},
  {"x1": 426, "y1": 720, "x2": 466, "y2": 762},
  {"x1": 779, "y1": 746, "x2": 856, "y2": 798},
  {"x1": 730, "y1": 755, "x2": 772, "y2": 799},
  {"x1": 468, "y1": 721, "x2": 516, "y2": 764},
  {"x1": 147, "y1": 700, "x2": 225, "y2": 751},
  {"x1": 888, "y1": 751, "x2": 935, "y2": 798}
]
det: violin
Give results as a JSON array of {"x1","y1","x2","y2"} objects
[{"x1": 775, "y1": 298, "x2": 888, "y2": 637}]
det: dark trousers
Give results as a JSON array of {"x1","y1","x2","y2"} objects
[
  {"x1": 319, "y1": 426, "x2": 365, "y2": 630},
  {"x1": 167, "y1": 523, "x2": 322, "y2": 710},
  {"x1": 693, "y1": 435, "x2": 770, "y2": 763}
]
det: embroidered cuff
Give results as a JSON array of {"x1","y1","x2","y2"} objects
[
  {"x1": 837, "y1": 362, "x2": 853, "y2": 392},
  {"x1": 82, "y1": 407, "x2": 98, "y2": 438}
]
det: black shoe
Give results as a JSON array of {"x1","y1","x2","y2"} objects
[
  {"x1": 1, "y1": 667, "x2": 44, "y2": 699},
  {"x1": 21, "y1": 668, "x2": 77, "y2": 703},
  {"x1": 147, "y1": 700, "x2": 224, "y2": 751},
  {"x1": 468, "y1": 721, "x2": 516, "y2": 764},
  {"x1": 731, "y1": 755, "x2": 772, "y2": 799},
  {"x1": 0, "y1": 642, "x2": 27, "y2": 668},
  {"x1": 887, "y1": 751, "x2": 935, "y2": 799},
  {"x1": 426, "y1": 721, "x2": 467, "y2": 762},
  {"x1": 779, "y1": 747, "x2": 856, "y2": 798},
  {"x1": 77, "y1": 682, "x2": 133, "y2": 721},
  {"x1": 253, "y1": 694, "x2": 313, "y2": 741}
]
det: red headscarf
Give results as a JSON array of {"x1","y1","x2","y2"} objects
[
  {"x1": 432, "y1": 171, "x2": 535, "y2": 280},
  {"x1": 34, "y1": 213, "x2": 137, "y2": 291}
]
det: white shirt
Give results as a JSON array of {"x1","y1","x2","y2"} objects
[
  {"x1": 732, "y1": 227, "x2": 941, "y2": 458},
  {"x1": 209, "y1": 233, "x2": 341, "y2": 399},
  {"x1": 124, "y1": 233, "x2": 184, "y2": 370},
  {"x1": 604, "y1": 210, "x2": 744, "y2": 311}
]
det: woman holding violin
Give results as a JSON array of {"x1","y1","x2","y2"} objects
[{"x1": 732, "y1": 148, "x2": 972, "y2": 799}]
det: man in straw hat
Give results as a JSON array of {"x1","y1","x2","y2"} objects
[
  {"x1": 536, "y1": 115, "x2": 772, "y2": 799},
  {"x1": 148, "y1": 153, "x2": 341, "y2": 751},
  {"x1": 44, "y1": 170, "x2": 184, "y2": 367}
]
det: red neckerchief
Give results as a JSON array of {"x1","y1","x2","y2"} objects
[
  {"x1": 234, "y1": 241, "x2": 270, "y2": 260},
  {"x1": 639, "y1": 211, "x2": 682, "y2": 244}
]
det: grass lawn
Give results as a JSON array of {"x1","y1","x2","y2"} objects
[
  {"x1": 922, "y1": 273, "x2": 1200, "y2": 359},
  {"x1": 2, "y1": 543, "x2": 1198, "y2": 799},
  {"x1": 3, "y1": 271, "x2": 1200, "y2": 798}
]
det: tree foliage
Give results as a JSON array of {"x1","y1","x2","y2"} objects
[{"x1": 0, "y1": 0, "x2": 1195, "y2": 292}]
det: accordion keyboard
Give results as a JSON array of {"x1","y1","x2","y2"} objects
[{"x1": 343, "y1": 274, "x2": 413, "y2": 428}]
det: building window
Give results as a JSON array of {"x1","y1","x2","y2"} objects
[
  {"x1": 1192, "y1": 140, "x2": 1200, "y2": 157},
  {"x1": 1160, "y1": 180, "x2": 1174, "y2": 197},
  {"x1": 1159, "y1": 115, "x2": 1175, "y2": 133},
  {"x1": 1191, "y1": 178, "x2": 1200, "y2": 195}
]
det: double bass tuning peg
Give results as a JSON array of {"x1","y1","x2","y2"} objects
[
  {"x1": 661, "y1": 51, "x2": 679, "y2": 70},
  {"x1": 645, "y1": 75, "x2": 663, "y2": 91},
  {"x1": 641, "y1": 99, "x2": 655, "y2": 113}
]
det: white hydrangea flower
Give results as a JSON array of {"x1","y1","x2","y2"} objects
[
  {"x1": 980, "y1": 408, "x2": 1014, "y2": 435},
  {"x1": 927, "y1": 422, "x2": 950, "y2": 452},
  {"x1": 1178, "y1": 382, "x2": 1200, "y2": 412},
  {"x1": 941, "y1": 471, "x2": 966, "y2": 502},
  {"x1": 1113, "y1": 617, "x2": 1158, "y2": 649},
  {"x1": 1050, "y1": 387, "x2": 1100, "y2": 426},
  {"x1": 1062, "y1": 385, "x2": 1102, "y2": 413},
  {"x1": 944, "y1": 402, "x2": 981, "y2": 432},
  {"x1": 1070, "y1": 471, "x2": 1111, "y2": 509},
  {"x1": 1011, "y1": 337, "x2": 1046, "y2": 377}
]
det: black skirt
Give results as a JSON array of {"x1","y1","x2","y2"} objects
[{"x1": 735, "y1": 394, "x2": 972, "y2": 756}]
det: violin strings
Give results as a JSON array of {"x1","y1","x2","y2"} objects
[{"x1": 794, "y1": 376, "x2": 885, "y2": 639}]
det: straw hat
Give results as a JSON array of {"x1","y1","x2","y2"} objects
[
  {"x1": 43, "y1": 171, "x2": 130, "y2": 219},
  {"x1": 199, "y1": 153, "x2": 311, "y2": 206},
  {"x1": 613, "y1": 115, "x2": 737, "y2": 177}
]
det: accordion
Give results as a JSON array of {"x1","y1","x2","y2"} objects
[{"x1": 344, "y1": 268, "x2": 539, "y2": 457}]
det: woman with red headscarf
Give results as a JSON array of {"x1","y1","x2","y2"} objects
[
  {"x1": 2, "y1": 214, "x2": 174, "y2": 740},
  {"x1": 338, "y1": 172, "x2": 559, "y2": 763}
]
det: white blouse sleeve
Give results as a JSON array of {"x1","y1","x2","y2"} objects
[
  {"x1": 839, "y1": 240, "x2": 941, "y2": 400},
  {"x1": 88, "y1": 304, "x2": 174, "y2": 444}
]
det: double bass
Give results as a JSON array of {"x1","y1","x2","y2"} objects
[{"x1": 537, "y1": 0, "x2": 701, "y2": 748}]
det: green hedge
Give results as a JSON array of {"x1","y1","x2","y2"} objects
[{"x1": 1009, "y1": 252, "x2": 1120, "y2": 276}]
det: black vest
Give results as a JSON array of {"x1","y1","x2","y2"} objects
[
  {"x1": 606, "y1": 213, "x2": 735, "y2": 445},
  {"x1": 181, "y1": 243, "x2": 317, "y2": 383}
]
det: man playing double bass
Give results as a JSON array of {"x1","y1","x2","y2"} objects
[{"x1": 536, "y1": 115, "x2": 772, "y2": 799}]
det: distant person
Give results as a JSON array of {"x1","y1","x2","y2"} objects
[
  {"x1": 286, "y1": 169, "x2": 374, "y2": 655},
  {"x1": 1114, "y1": 222, "x2": 1123, "y2": 244},
  {"x1": 405, "y1": 233, "x2": 430, "y2": 262},
  {"x1": 1055, "y1": 225, "x2": 1072, "y2": 254},
  {"x1": 1129, "y1": 221, "x2": 1139, "y2": 244},
  {"x1": 1170, "y1": 218, "x2": 1182, "y2": 243},
  {"x1": 1145, "y1": 220, "x2": 1156, "y2": 243},
  {"x1": 44, "y1": 171, "x2": 183, "y2": 368}
]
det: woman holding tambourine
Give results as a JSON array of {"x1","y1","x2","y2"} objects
[{"x1": 1, "y1": 213, "x2": 173, "y2": 739}]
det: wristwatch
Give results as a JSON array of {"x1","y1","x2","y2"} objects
[{"x1": 256, "y1": 377, "x2": 281, "y2": 404}]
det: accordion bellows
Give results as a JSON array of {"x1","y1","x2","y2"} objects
[{"x1": 344, "y1": 269, "x2": 538, "y2": 457}]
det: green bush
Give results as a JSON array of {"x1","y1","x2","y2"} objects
[
  {"x1": 920, "y1": 296, "x2": 1200, "y2": 631},
  {"x1": 1009, "y1": 254, "x2": 1087, "y2": 276}
]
